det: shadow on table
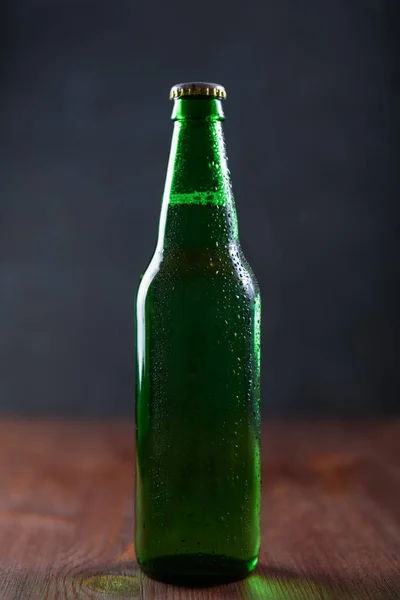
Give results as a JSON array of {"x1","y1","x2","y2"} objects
[{"x1": 80, "y1": 561, "x2": 400, "y2": 599}]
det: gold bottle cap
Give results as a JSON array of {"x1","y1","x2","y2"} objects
[{"x1": 169, "y1": 82, "x2": 227, "y2": 100}]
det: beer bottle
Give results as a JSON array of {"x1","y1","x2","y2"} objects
[{"x1": 135, "y1": 82, "x2": 261, "y2": 585}]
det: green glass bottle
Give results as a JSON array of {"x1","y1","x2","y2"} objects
[{"x1": 135, "y1": 82, "x2": 261, "y2": 585}]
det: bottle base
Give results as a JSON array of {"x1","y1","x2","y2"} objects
[{"x1": 138, "y1": 553, "x2": 258, "y2": 586}]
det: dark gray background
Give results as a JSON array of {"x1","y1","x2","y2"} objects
[{"x1": 0, "y1": 0, "x2": 398, "y2": 416}]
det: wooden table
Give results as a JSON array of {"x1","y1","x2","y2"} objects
[{"x1": 0, "y1": 420, "x2": 399, "y2": 599}]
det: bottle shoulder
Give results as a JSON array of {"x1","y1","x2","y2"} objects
[{"x1": 138, "y1": 245, "x2": 259, "y2": 301}]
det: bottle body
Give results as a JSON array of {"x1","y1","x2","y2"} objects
[{"x1": 135, "y1": 89, "x2": 261, "y2": 584}]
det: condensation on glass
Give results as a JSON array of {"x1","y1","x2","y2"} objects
[{"x1": 135, "y1": 82, "x2": 261, "y2": 585}]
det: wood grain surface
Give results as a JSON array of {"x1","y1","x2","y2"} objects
[{"x1": 0, "y1": 419, "x2": 398, "y2": 599}]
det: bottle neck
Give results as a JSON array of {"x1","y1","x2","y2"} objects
[{"x1": 157, "y1": 98, "x2": 239, "y2": 252}]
